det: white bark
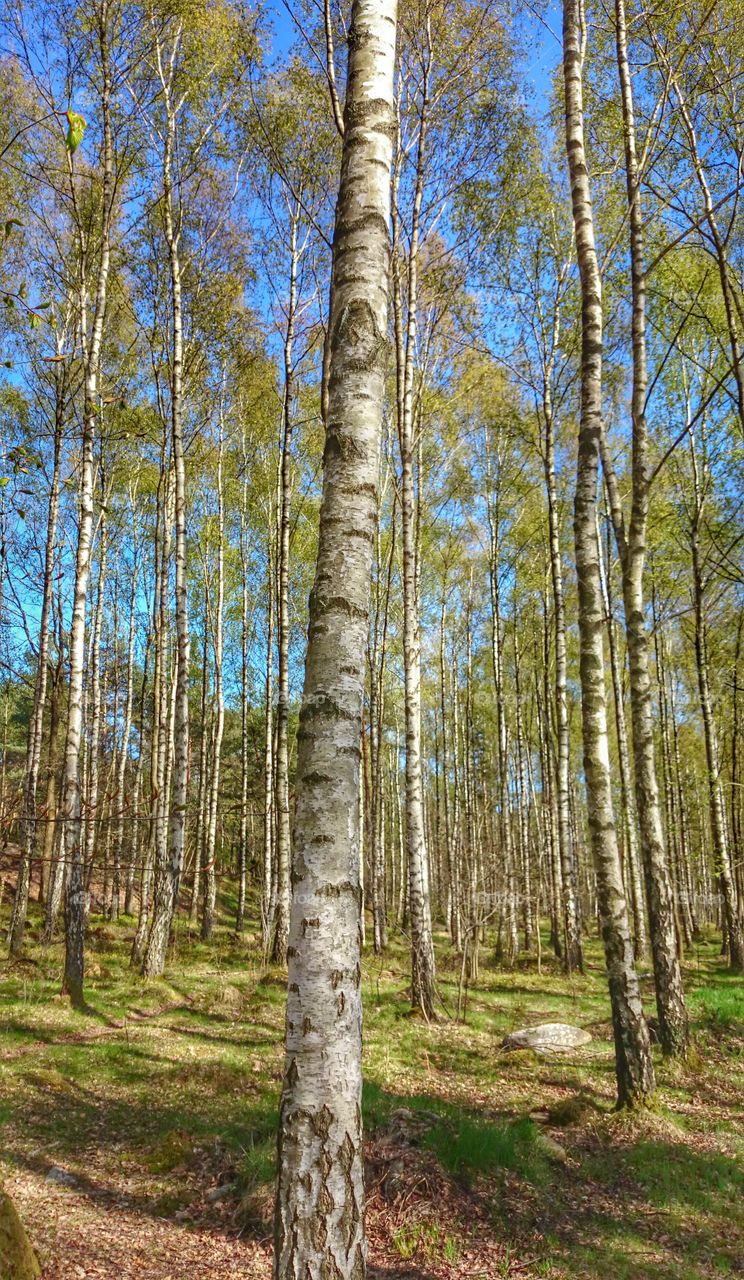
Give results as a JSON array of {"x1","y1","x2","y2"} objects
[
  {"x1": 274, "y1": 2, "x2": 397, "y2": 1273},
  {"x1": 63, "y1": 0, "x2": 115, "y2": 1005},
  {"x1": 562, "y1": 0, "x2": 655, "y2": 1106}
]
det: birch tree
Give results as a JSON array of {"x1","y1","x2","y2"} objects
[
  {"x1": 562, "y1": 0, "x2": 655, "y2": 1107},
  {"x1": 274, "y1": 0, "x2": 397, "y2": 1272}
]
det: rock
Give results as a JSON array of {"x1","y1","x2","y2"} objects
[
  {"x1": 387, "y1": 1107, "x2": 445, "y2": 1145},
  {"x1": 501, "y1": 1023, "x2": 592, "y2": 1053},
  {"x1": 382, "y1": 1157, "x2": 407, "y2": 1197},
  {"x1": 205, "y1": 1183, "x2": 235, "y2": 1202},
  {"x1": 536, "y1": 1134, "x2": 568, "y2": 1164},
  {"x1": 0, "y1": 1189, "x2": 40, "y2": 1279},
  {"x1": 45, "y1": 1166, "x2": 78, "y2": 1188}
]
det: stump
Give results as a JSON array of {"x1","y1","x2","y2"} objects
[{"x1": 0, "y1": 1190, "x2": 40, "y2": 1280}]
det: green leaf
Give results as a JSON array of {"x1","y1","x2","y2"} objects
[
  {"x1": 65, "y1": 109, "x2": 87, "y2": 154},
  {"x1": 0, "y1": 477, "x2": 9, "y2": 487},
  {"x1": 29, "y1": 313, "x2": 41, "y2": 329},
  {"x1": 4, "y1": 218, "x2": 23, "y2": 238}
]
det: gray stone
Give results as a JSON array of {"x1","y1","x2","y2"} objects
[
  {"x1": 205, "y1": 1183, "x2": 235, "y2": 1202},
  {"x1": 501, "y1": 1022, "x2": 592, "y2": 1052},
  {"x1": 536, "y1": 1134, "x2": 568, "y2": 1163},
  {"x1": 45, "y1": 1166, "x2": 78, "y2": 1188}
]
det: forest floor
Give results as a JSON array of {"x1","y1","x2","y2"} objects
[{"x1": 0, "y1": 896, "x2": 743, "y2": 1279}]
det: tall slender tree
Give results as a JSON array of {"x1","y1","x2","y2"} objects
[
  {"x1": 273, "y1": 0, "x2": 397, "y2": 1271},
  {"x1": 562, "y1": 0, "x2": 655, "y2": 1107}
]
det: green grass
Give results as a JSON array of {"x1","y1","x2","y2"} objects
[
  {"x1": 627, "y1": 1140, "x2": 744, "y2": 1212},
  {"x1": 427, "y1": 1112, "x2": 546, "y2": 1180},
  {"x1": 1, "y1": 899, "x2": 743, "y2": 1278},
  {"x1": 689, "y1": 982, "x2": 744, "y2": 1031}
]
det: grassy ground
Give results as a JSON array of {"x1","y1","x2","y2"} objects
[{"x1": 0, "y1": 893, "x2": 742, "y2": 1279}]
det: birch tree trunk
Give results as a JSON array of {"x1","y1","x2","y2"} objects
[
  {"x1": 62, "y1": 0, "x2": 115, "y2": 1006},
  {"x1": 369, "y1": 495, "x2": 393, "y2": 953},
  {"x1": 273, "y1": 213, "x2": 300, "y2": 965},
  {"x1": 237, "y1": 454, "x2": 251, "y2": 934},
  {"x1": 544, "y1": 380, "x2": 583, "y2": 971},
  {"x1": 603, "y1": 0, "x2": 688, "y2": 1057},
  {"x1": 391, "y1": 30, "x2": 436, "y2": 1016},
  {"x1": 689, "y1": 432, "x2": 744, "y2": 971},
  {"x1": 132, "y1": 447, "x2": 170, "y2": 967},
  {"x1": 262, "y1": 532, "x2": 276, "y2": 951},
  {"x1": 562, "y1": 0, "x2": 655, "y2": 1106},
  {"x1": 110, "y1": 488, "x2": 139, "y2": 921},
  {"x1": 190, "y1": 588, "x2": 210, "y2": 925},
  {"x1": 83, "y1": 485, "x2": 108, "y2": 885},
  {"x1": 143, "y1": 48, "x2": 190, "y2": 977},
  {"x1": 201, "y1": 414, "x2": 225, "y2": 942},
  {"x1": 598, "y1": 511, "x2": 647, "y2": 961},
  {"x1": 274, "y1": 1, "x2": 396, "y2": 1271},
  {"x1": 8, "y1": 354, "x2": 65, "y2": 956},
  {"x1": 513, "y1": 640, "x2": 534, "y2": 952},
  {"x1": 487, "y1": 466, "x2": 518, "y2": 965},
  {"x1": 41, "y1": 643, "x2": 65, "y2": 942}
]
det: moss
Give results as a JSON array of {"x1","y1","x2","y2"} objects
[
  {"x1": 145, "y1": 1128, "x2": 196, "y2": 1173},
  {"x1": 25, "y1": 1068, "x2": 77, "y2": 1095},
  {"x1": 547, "y1": 1091, "x2": 599, "y2": 1126},
  {"x1": 0, "y1": 1191, "x2": 40, "y2": 1280}
]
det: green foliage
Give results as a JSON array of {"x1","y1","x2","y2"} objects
[
  {"x1": 64, "y1": 109, "x2": 86, "y2": 153},
  {"x1": 392, "y1": 1220, "x2": 442, "y2": 1260}
]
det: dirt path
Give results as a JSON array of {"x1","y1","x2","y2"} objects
[{"x1": 7, "y1": 1169, "x2": 270, "y2": 1279}]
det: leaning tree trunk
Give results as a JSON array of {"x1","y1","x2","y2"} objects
[
  {"x1": 273, "y1": 1, "x2": 397, "y2": 1273},
  {"x1": 652, "y1": 44, "x2": 744, "y2": 436},
  {"x1": 562, "y1": 0, "x2": 654, "y2": 1107}
]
